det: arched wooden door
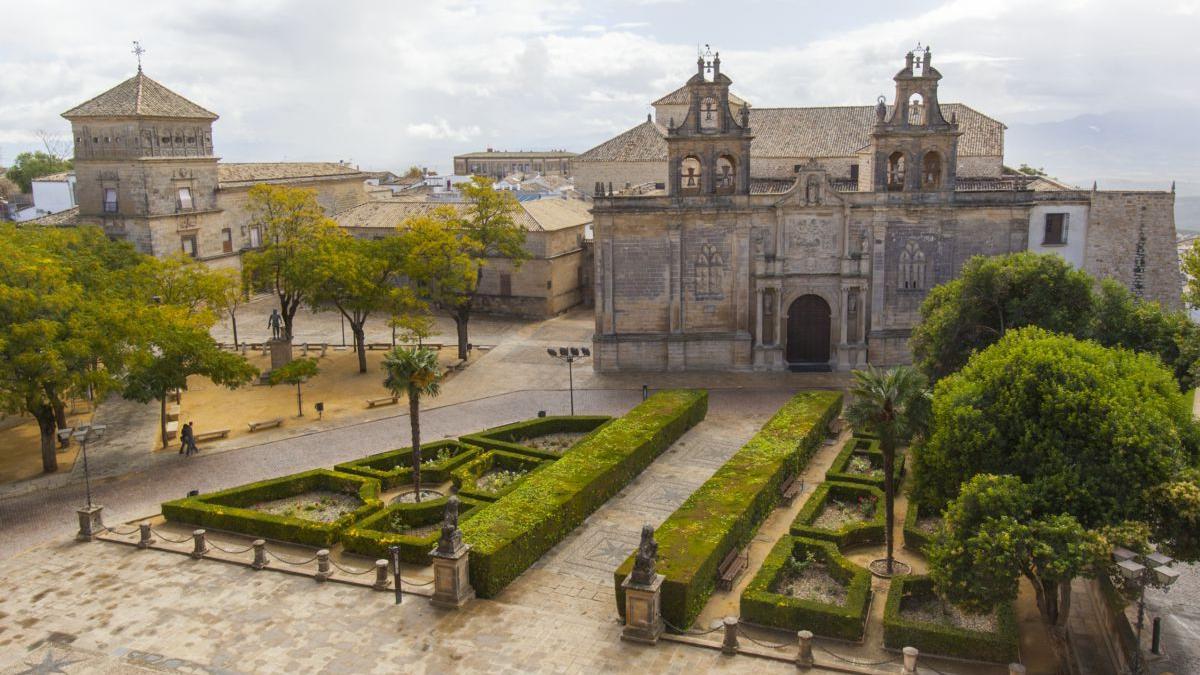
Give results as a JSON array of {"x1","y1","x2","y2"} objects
[{"x1": 786, "y1": 295, "x2": 831, "y2": 363}]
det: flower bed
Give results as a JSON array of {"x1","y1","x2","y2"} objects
[
  {"x1": 790, "y1": 481, "x2": 885, "y2": 548},
  {"x1": 460, "y1": 415, "x2": 612, "y2": 461},
  {"x1": 462, "y1": 391, "x2": 707, "y2": 598},
  {"x1": 741, "y1": 537, "x2": 872, "y2": 641},
  {"x1": 162, "y1": 469, "x2": 382, "y2": 548},
  {"x1": 883, "y1": 575, "x2": 1019, "y2": 663},
  {"x1": 824, "y1": 438, "x2": 905, "y2": 491},
  {"x1": 334, "y1": 440, "x2": 479, "y2": 489},
  {"x1": 614, "y1": 391, "x2": 843, "y2": 628},
  {"x1": 341, "y1": 495, "x2": 487, "y2": 564},
  {"x1": 451, "y1": 450, "x2": 551, "y2": 502}
]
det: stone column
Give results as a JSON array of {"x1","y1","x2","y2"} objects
[
  {"x1": 76, "y1": 505, "x2": 105, "y2": 542},
  {"x1": 754, "y1": 288, "x2": 764, "y2": 346},
  {"x1": 620, "y1": 573, "x2": 665, "y2": 644},
  {"x1": 776, "y1": 289, "x2": 784, "y2": 347},
  {"x1": 840, "y1": 287, "x2": 850, "y2": 344}
]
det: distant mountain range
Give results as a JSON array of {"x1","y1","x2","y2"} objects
[{"x1": 1004, "y1": 108, "x2": 1200, "y2": 231}]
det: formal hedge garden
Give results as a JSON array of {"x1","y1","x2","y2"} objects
[
  {"x1": 789, "y1": 481, "x2": 886, "y2": 549},
  {"x1": 824, "y1": 437, "x2": 905, "y2": 491},
  {"x1": 614, "y1": 390, "x2": 843, "y2": 628},
  {"x1": 463, "y1": 390, "x2": 708, "y2": 598},
  {"x1": 459, "y1": 415, "x2": 612, "y2": 461},
  {"x1": 740, "y1": 536, "x2": 872, "y2": 641},
  {"x1": 902, "y1": 500, "x2": 940, "y2": 553},
  {"x1": 161, "y1": 469, "x2": 383, "y2": 548},
  {"x1": 883, "y1": 575, "x2": 1019, "y2": 663},
  {"x1": 334, "y1": 439, "x2": 479, "y2": 489},
  {"x1": 342, "y1": 494, "x2": 488, "y2": 564},
  {"x1": 451, "y1": 450, "x2": 552, "y2": 502}
]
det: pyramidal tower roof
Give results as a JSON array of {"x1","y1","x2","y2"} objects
[{"x1": 62, "y1": 70, "x2": 218, "y2": 120}]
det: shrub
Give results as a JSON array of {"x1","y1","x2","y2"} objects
[
  {"x1": 883, "y1": 575, "x2": 1019, "y2": 663},
  {"x1": 741, "y1": 537, "x2": 872, "y2": 641},
  {"x1": 790, "y1": 481, "x2": 886, "y2": 548},
  {"x1": 161, "y1": 469, "x2": 382, "y2": 548},
  {"x1": 451, "y1": 450, "x2": 552, "y2": 502},
  {"x1": 902, "y1": 501, "x2": 938, "y2": 553},
  {"x1": 460, "y1": 415, "x2": 612, "y2": 461},
  {"x1": 614, "y1": 391, "x2": 843, "y2": 628},
  {"x1": 341, "y1": 495, "x2": 487, "y2": 564},
  {"x1": 462, "y1": 390, "x2": 708, "y2": 598},
  {"x1": 334, "y1": 439, "x2": 479, "y2": 489},
  {"x1": 824, "y1": 439, "x2": 905, "y2": 490}
]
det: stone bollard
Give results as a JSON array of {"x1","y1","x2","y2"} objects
[
  {"x1": 373, "y1": 559, "x2": 390, "y2": 590},
  {"x1": 251, "y1": 540, "x2": 268, "y2": 569},
  {"x1": 191, "y1": 530, "x2": 208, "y2": 558},
  {"x1": 76, "y1": 505, "x2": 105, "y2": 542},
  {"x1": 795, "y1": 630, "x2": 814, "y2": 668},
  {"x1": 315, "y1": 549, "x2": 332, "y2": 581},
  {"x1": 721, "y1": 616, "x2": 739, "y2": 655},
  {"x1": 901, "y1": 646, "x2": 919, "y2": 675},
  {"x1": 137, "y1": 523, "x2": 155, "y2": 549},
  {"x1": 1008, "y1": 664, "x2": 1026, "y2": 675}
]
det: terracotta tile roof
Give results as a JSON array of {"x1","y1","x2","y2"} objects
[
  {"x1": 62, "y1": 71, "x2": 218, "y2": 120},
  {"x1": 217, "y1": 162, "x2": 364, "y2": 187},
  {"x1": 455, "y1": 150, "x2": 576, "y2": 159},
  {"x1": 23, "y1": 206, "x2": 79, "y2": 226},
  {"x1": 576, "y1": 103, "x2": 1004, "y2": 163},
  {"x1": 653, "y1": 85, "x2": 747, "y2": 107},
  {"x1": 749, "y1": 178, "x2": 797, "y2": 194},
  {"x1": 334, "y1": 196, "x2": 591, "y2": 233}
]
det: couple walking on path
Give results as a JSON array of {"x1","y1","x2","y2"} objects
[{"x1": 179, "y1": 422, "x2": 199, "y2": 456}]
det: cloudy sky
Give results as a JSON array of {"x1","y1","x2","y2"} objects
[{"x1": 3, "y1": 0, "x2": 1199, "y2": 197}]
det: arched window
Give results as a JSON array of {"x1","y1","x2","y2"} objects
[
  {"x1": 716, "y1": 156, "x2": 735, "y2": 191},
  {"x1": 908, "y1": 93, "x2": 926, "y2": 126},
  {"x1": 899, "y1": 240, "x2": 926, "y2": 290},
  {"x1": 680, "y1": 156, "x2": 702, "y2": 192},
  {"x1": 700, "y1": 96, "x2": 719, "y2": 130},
  {"x1": 921, "y1": 151, "x2": 942, "y2": 189},
  {"x1": 695, "y1": 243, "x2": 725, "y2": 298},
  {"x1": 887, "y1": 152, "x2": 906, "y2": 191}
]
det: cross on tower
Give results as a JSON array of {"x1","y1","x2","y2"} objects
[{"x1": 132, "y1": 41, "x2": 146, "y2": 72}]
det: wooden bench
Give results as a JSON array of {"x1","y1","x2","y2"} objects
[
  {"x1": 366, "y1": 343, "x2": 393, "y2": 351},
  {"x1": 300, "y1": 342, "x2": 328, "y2": 357},
  {"x1": 195, "y1": 429, "x2": 231, "y2": 443},
  {"x1": 366, "y1": 396, "x2": 399, "y2": 409},
  {"x1": 717, "y1": 547, "x2": 749, "y2": 591},
  {"x1": 164, "y1": 420, "x2": 180, "y2": 441},
  {"x1": 247, "y1": 418, "x2": 284, "y2": 432},
  {"x1": 779, "y1": 474, "x2": 805, "y2": 506}
]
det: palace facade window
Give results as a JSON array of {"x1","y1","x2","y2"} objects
[
  {"x1": 181, "y1": 235, "x2": 198, "y2": 259},
  {"x1": 1043, "y1": 213, "x2": 1069, "y2": 245},
  {"x1": 103, "y1": 188, "x2": 118, "y2": 213},
  {"x1": 177, "y1": 187, "x2": 193, "y2": 211},
  {"x1": 695, "y1": 243, "x2": 725, "y2": 299},
  {"x1": 899, "y1": 240, "x2": 926, "y2": 290}
]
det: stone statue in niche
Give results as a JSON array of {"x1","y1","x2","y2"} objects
[{"x1": 805, "y1": 175, "x2": 821, "y2": 205}]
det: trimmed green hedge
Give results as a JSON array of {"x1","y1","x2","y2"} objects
[
  {"x1": 615, "y1": 391, "x2": 843, "y2": 628},
  {"x1": 451, "y1": 450, "x2": 552, "y2": 502},
  {"x1": 790, "y1": 481, "x2": 886, "y2": 548},
  {"x1": 883, "y1": 575, "x2": 1019, "y2": 663},
  {"x1": 902, "y1": 501, "x2": 939, "y2": 553},
  {"x1": 460, "y1": 415, "x2": 612, "y2": 461},
  {"x1": 462, "y1": 390, "x2": 708, "y2": 598},
  {"x1": 342, "y1": 495, "x2": 487, "y2": 564},
  {"x1": 824, "y1": 440, "x2": 905, "y2": 491},
  {"x1": 741, "y1": 537, "x2": 872, "y2": 641},
  {"x1": 334, "y1": 439, "x2": 478, "y2": 489},
  {"x1": 161, "y1": 469, "x2": 382, "y2": 548}
]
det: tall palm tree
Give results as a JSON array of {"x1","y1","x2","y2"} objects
[
  {"x1": 382, "y1": 346, "x2": 443, "y2": 502},
  {"x1": 844, "y1": 365, "x2": 930, "y2": 574}
]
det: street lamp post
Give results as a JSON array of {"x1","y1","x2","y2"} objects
[
  {"x1": 64, "y1": 423, "x2": 107, "y2": 541},
  {"x1": 547, "y1": 346, "x2": 590, "y2": 415},
  {"x1": 1112, "y1": 546, "x2": 1182, "y2": 674}
]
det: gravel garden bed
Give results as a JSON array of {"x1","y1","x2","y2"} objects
[
  {"x1": 517, "y1": 431, "x2": 588, "y2": 455},
  {"x1": 476, "y1": 468, "x2": 528, "y2": 493},
  {"x1": 916, "y1": 515, "x2": 942, "y2": 534},
  {"x1": 901, "y1": 595, "x2": 998, "y2": 632},
  {"x1": 252, "y1": 490, "x2": 364, "y2": 523},
  {"x1": 392, "y1": 489, "x2": 445, "y2": 504},
  {"x1": 813, "y1": 495, "x2": 877, "y2": 530},
  {"x1": 846, "y1": 453, "x2": 883, "y2": 479},
  {"x1": 774, "y1": 559, "x2": 848, "y2": 605}
]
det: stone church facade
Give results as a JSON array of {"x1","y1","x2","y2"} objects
[{"x1": 590, "y1": 48, "x2": 1179, "y2": 372}]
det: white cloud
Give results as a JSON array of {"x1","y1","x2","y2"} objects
[{"x1": 406, "y1": 120, "x2": 481, "y2": 142}]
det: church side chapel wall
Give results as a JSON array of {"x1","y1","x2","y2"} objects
[
  {"x1": 1084, "y1": 191, "x2": 1180, "y2": 310},
  {"x1": 573, "y1": 161, "x2": 667, "y2": 197}
]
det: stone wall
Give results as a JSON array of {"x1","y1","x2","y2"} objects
[
  {"x1": 1084, "y1": 191, "x2": 1180, "y2": 309},
  {"x1": 574, "y1": 161, "x2": 667, "y2": 196}
]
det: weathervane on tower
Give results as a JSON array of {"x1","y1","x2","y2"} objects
[
  {"x1": 698, "y1": 43, "x2": 716, "y2": 77},
  {"x1": 132, "y1": 41, "x2": 146, "y2": 72}
]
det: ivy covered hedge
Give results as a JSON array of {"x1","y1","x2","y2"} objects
[
  {"x1": 342, "y1": 495, "x2": 487, "y2": 564},
  {"x1": 823, "y1": 438, "x2": 905, "y2": 491},
  {"x1": 740, "y1": 536, "x2": 872, "y2": 641},
  {"x1": 460, "y1": 415, "x2": 612, "y2": 461},
  {"x1": 883, "y1": 575, "x2": 1019, "y2": 663},
  {"x1": 790, "y1": 481, "x2": 886, "y2": 548},
  {"x1": 902, "y1": 501, "x2": 939, "y2": 553},
  {"x1": 334, "y1": 440, "x2": 478, "y2": 489},
  {"x1": 161, "y1": 469, "x2": 382, "y2": 548},
  {"x1": 614, "y1": 390, "x2": 843, "y2": 628},
  {"x1": 451, "y1": 450, "x2": 552, "y2": 502},
  {"x1": 461, "y1": 390, "x2": 708, "y2": 598}
]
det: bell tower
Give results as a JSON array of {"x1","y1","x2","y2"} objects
[
  {"x1": 870, "y1": 45, "x2": 961, "y2": 193},
  {"x1": 665, "y1": 46, "x2": 753, "y2": 197}
]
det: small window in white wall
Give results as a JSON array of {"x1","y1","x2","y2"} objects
[{"x1": 1043, "y1": 213, "x2": 1068, "y2": 245}]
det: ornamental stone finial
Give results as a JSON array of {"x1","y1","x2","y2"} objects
[{"x1": 631, "y1": 524, "x2": 658, "y2": 585}]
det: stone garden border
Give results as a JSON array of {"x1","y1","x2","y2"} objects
[
  {"x1": 789, "y1": 481, "x2": 886, "y2": 549},
  {"x1": 459, "y1": 415, "x2": 613, "y2": 461},
  {"x1": 883, "y1": 575, "x2": 1020, "y2": 663}
]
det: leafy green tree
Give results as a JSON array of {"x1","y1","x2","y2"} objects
[
  {"x1": 214, "y1": 269, "x2": 249, "y2": 347},
  {"x1": 5, "y1": 151, "x2": 73, "y2": 192},
  {"x1": 1015, "y1": 163, "x2": 1049, "y2": 177},
  {"x1": 0, "y1": 175, "x2": 19, "y2": 200},
  {"x1": 1091, "y1": 279, "x2": 1200, "y2": 391},
  {"x1": 241, "y1": 184, "x2": 341, "y2": 340},
  {"x1": 845, "y1": 366, "x2": 929, "y2": 574},
  {"x1": 911, "y1": 252, "x2": 1095, "y2": 381},
  {"x1": 382, "y1": 346, "x2": 443, "y2": 502},
  {"x1": 404, "y1": 166, "x2": 423, "y2": 179},
  {"x1": 268, "y1": 357, "x2": 320, "y2": 417},
  {"x1": 137, "y1": 253, "x2": 230, "y2": 316},
  {"x1": 398, "y1": 209, "x2": 481, "y2": 353}
]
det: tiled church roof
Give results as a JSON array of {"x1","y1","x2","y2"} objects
[
  {"x1": 575, "y1": 119, "x2": 669, "y2": 162},
  {"x1": 334, "y1": 196, "x2": 591, "y2": 233},
  {"x1": 217, "y1": 163, "x2": 364, "y2": 187},
  {"x1": 62, "y1": 71, "x2": 218, "y2": 120},
  {"x1": 652, "y1": 85, "x2": 748, "y2": 107}
]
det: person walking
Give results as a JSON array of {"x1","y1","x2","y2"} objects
[{"x1": 181, "y1": 422, "x2": 198, "y2": 457}]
